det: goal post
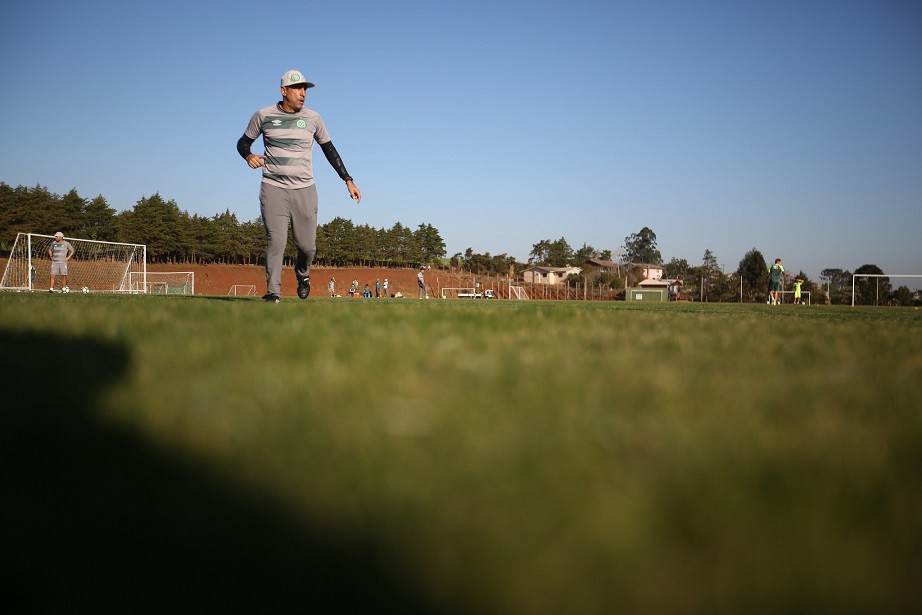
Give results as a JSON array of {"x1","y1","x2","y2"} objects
[
  {"x1": 851, "y1": 274, "x2": 922, "y2": 307},
  {"x1": 134, "y1": 271, "x2": 195, "y2": 295},
  {"x1": 509, "y1": 285, "x2": 530, "y2": 300},
  {"x1": 776, "y1": 290, "x2": 811, "y2": 305},
  {"x1": 1, "y1": 232, "x2": 146, "y2": 293},
  {"x1": 228, "y1": 284, "x2": 256, "y2": 297}
]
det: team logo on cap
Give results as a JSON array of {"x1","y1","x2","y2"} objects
[{"x1": 290, "y1": 73, "x2": 302, "y2": 83}]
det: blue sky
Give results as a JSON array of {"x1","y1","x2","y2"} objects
[{"x1": 2, "y1": 0, "x2": 920, "y2": 282}]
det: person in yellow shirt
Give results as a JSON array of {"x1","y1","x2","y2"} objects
[{"x1": 793, "y1": 278, "x2": 803, "y2": 305}]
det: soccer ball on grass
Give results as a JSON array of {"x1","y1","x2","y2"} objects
[
  {"x1": 81, "y1": 287, "x2": 89, "y2": 294},
  {"x1": 62, "y1": 286, "x2": 70, "y2": 294}
]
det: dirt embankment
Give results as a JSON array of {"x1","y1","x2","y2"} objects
[
  {"x1": 149, "y1": 263, "x2": 484, "y2": 298},
  {"x1": 0, "y1": 257, "x2": 504, "y2": 298}
]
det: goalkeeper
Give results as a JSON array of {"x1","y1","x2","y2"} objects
[{"x1": 47, "y1": 232, "x2": 74, "y2": 293}]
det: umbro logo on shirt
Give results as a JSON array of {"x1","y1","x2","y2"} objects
[{"x1": 269, "y1": 119, "x2": 306, "y2": 128}]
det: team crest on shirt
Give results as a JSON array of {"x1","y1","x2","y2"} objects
[{"x1": 296, "y1": 119, "x2": 307, "y2": 129}]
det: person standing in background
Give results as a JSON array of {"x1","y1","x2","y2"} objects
[
  {"x1": 47, "y1": 232, "x2": 74, "y2": 292},
  {"x1": 768, "y1": 258, "x2": 785, "y2": 305}
]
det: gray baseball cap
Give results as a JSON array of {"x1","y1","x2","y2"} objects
[{"x1": 281, "y1": 69, "x2": 314, "y2": 89}]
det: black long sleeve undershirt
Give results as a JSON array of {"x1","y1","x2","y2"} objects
[
  {"x1": 319, "y1": 140, "x2": 353, "y2": 182},
  {"x1": 236, "y1": 134, "x2": 254, "y2": 159}
]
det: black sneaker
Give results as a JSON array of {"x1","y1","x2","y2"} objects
[
  {"x1": 261, "y1": 293, "x2": 281, "y2": 304},
  {"x1": 297, "y1": 275, "x2": 311, "y2": 299}
]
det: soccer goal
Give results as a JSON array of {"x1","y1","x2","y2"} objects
[
  {"x1": 851, "y1": 274, "x2": 922, "y2": 307},
  {"x1": 132, "y1": 271, "x2": 194, "y2": 295},
  {"x1": 509, "y1": 285, "x2": 530, "y2": 300},
  {"x1": 228, "y1": 284, "x2": 257, "y2": 296},
  {"x1": 777, "y1": 290, "x2": 812, "y2": 305},
  {"x1": 1, "y1": 232, "x2": 146, "y2": 293}
]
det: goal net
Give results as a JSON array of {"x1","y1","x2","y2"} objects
[
  {"x1": 1, "y1": 232, "x2": 146, "y2": 293},
  {"x1": 132, "y1": 271, "x2": 194, "y2": 295}
]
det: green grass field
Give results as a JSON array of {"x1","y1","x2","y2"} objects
[{"x1": 3, "y1": 293, "x2": 921, "y2": 613}]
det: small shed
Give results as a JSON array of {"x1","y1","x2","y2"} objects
[{"x1": 626, "y1": 278, "x2": 680, "y2": 302}]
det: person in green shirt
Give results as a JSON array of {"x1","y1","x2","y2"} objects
[
  {"x1": 793, "y1": 278, "x2": 803, "y2": 305},
  {"x1": 768, "y1": 258, "x2": 785, "y2": 305}
]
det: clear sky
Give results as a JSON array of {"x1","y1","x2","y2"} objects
[{"x1": 2, "y1": 0, "x2": 920, "y2": 282}]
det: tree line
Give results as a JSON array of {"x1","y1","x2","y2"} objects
[
  {"x1": 2, "y1": 184, "x2": 913, "y2": 305},
  {"x1": 0, "y1": 183, "x2": 446, "y2": 268}
]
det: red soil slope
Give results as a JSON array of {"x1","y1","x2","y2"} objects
[{"x1": 148, "y1": 263, "x2": 459, "y2": 298}]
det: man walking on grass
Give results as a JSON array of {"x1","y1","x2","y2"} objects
[
  {"x1": 418, "y1": 266, "x2": 428, "y2": 299},
  {"x1": 237, "y1": 69, "x2": 361, "y2": 303},
  {"x1": 768, "y1": 258, "x2": 785, "y2": 305}
]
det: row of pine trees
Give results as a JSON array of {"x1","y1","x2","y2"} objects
[{"x1": 0, "y1": 183, "x2": 446, "y2": 267}]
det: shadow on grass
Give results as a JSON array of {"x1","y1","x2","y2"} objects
[
  {"x1": 0, "y1": 331, "x2": 430, "y2": 613},
  {"x1": 185, "y1": 295, "x2": 261, "y2": 302}
]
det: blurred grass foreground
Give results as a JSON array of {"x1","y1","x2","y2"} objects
[{"x1": 2, "y1": 293, "x2": 921, "y2": 613}]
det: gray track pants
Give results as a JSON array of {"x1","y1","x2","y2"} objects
[{"x1": 260, "y1": 183, "x2": 318, "y2": 296}]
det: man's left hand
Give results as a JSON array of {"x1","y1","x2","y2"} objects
[{"x1": 346, "y1": 180, "x2": 361, "y2": 204}]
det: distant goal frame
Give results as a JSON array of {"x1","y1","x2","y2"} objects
[
  {"x1": 508, "y1": 285, "x2": 530, "y2": 300},
  {"x1": 851, "y1": 274, "x2": 922, "y2": 307},
  {"x1": 130, "y1": 271, "x2": 195, "y2": 295},
  {"x1": 228, "y1": 284, "x2": 257, "y2": 297},
  {"x1": 776, "y1": 290, "x2": 812, "y2": 305}
]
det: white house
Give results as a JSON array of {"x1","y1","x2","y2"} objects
[{"x1": 522, "y1": 265, "x2": 582, "y2": 285}]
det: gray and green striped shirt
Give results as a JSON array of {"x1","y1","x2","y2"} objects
[
  {"x1": 244, "y1": 103, "x2": 332, "y2": 190},
  {"x1": 49, "y1": 240, "x2": 73, "y2": 262}
]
